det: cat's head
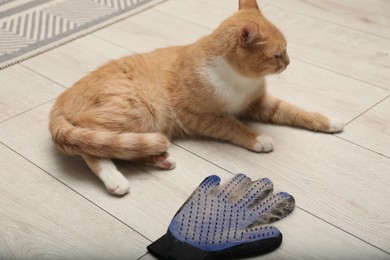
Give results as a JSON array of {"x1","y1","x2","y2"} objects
[{"x1": 208, "y1": 0, "x2": 290, "y2": 78}]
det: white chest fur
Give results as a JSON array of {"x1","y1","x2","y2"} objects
[{"x1": 200, "y1": 57, "x2": 264, "y2": 115}]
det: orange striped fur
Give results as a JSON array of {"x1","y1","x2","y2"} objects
[{"x1": 49, "y1": 0, "x2": 343, "y2": 195}]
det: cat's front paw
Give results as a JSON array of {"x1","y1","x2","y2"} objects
[
  {"x1": 328, "y1": 118, "x2": 344, "y2": 133},
  {"x1": 252, "y1": 135, "x2": 274, "y2": 153},
  {"x1": 104, "y1": 176, "x2": 130, "y2": 196}
]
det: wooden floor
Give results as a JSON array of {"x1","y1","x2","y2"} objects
[{"x1": 1, "y1": 0, "x2": 390, "y2": 259}]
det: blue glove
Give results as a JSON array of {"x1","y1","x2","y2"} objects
[{"x1": 147, "y1": 174, "x2": 295, "y2": 259}]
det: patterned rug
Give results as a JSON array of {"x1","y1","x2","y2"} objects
[{"x1": 0, "y1": 0, "x2": 164, "y2": 69}]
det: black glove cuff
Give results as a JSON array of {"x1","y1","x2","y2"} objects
[{"x1": 147, "y1": 232, "x2": 210, "y2": 260}]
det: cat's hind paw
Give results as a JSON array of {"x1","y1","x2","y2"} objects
[
  {"x1": 252, "y1": 135, "x2": 274, "y2": 153},
  {"x1": 147, "y1": 152, "x2": 176, "y2": 170},
  {"x1": 152, "y1": 155, "x2": 176, "y2": 170},
  {"x1": 328, "y1": 118, "x2": 344, "y2": 133}
]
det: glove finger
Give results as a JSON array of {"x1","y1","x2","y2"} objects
[
  {"x1": 173, "y1": 175, "x2": 221, "y2": 217},
  {"x1": 216, "y1": 173, "x2": 252, "y2": 202},
  {"x1": 190, "y1": 175, "x2": 221, "y2": 202},
  {"x1": 235, "y1": 178, "x2": 274, "y2": 208},
  {"x1": 197, "y1": 175, "x2": 221, "y2": 194},
  {"x1": 248, "y1": 192, "x2": 295, "y2": 227}
]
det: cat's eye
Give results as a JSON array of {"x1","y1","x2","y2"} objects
[{"x1": 274, "y1": 54, "x2": 282, "y2": 60}]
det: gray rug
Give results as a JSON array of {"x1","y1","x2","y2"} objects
[{"x1": 0, "y1": 0, "x2": 164, "y2": 69}]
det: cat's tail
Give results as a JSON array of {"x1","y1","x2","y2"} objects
[{"x1": 49, "y1": 109, "x2": 170, "y2": 160}]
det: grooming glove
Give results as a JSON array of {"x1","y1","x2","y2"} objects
[{"x1": 147, "y1": 174, "x2": 295, "y2": 259}]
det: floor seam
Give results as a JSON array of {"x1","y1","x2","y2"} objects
[
  {"x1": 329, "y1": 93, "x2": 390, "y2": 160},
  {"x1": 344, "y1": 94, "x2": 390, "y2": 126},
  {"x1": 289, "y1": 57, "x2": 390, "y2": 92},
  {"x1": 0, "y1": 98, "x2": 56, "y2": 125},
  {"x1": 0, "y1": 141, "x2": 153, "y2": 244},
  {"x1": 333, "y1": 135, "x2": 390, "y2": 160},
  {"x1": 296, "y1": 206, "x2": 390, "y2": 255},
  {"x1": 137, "y1": 252, "x2": 149, "y2": 260},
  {"x1": 91, "y1": 6, "x2": 212, "y2": 52},
  {"x1": 20, "y1": 64, "x2": 67, "y2": 89},
  {"x1": 91, "y1": 34, "x2": 140, "y2": 54},
  {"x1": 263, "y1": 2, "x2": 390, "y2": 41}
]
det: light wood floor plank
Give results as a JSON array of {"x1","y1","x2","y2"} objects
[
  {"x1": 197, "y1": 0, "x2": 241, "y2": 11},
  {"x1": 0, "y1": 144, "x2": 149, "y2": 259},
  {"x1": 155, "y1": 0, "x2": 237, "y2": 29},
  {"x1": 93, "y1": 9, "x2": 210, "y2": 53},
  {"x1": 22, "y1": 35, "x2": 131, "y2": 88},
  {"x1": 0, "y1": 102, "x2": 387, "y2": 258},
  {"x1": 266, "y1": 59, "x2": 389, "y2": 123},
  {"x1": 263, "y1": 0, "x2": 390, "y2": 39},
  {"x1": 339, "y1": 96, "x2": 390, "y2": 158},
  {"x1": 0, "y1": 65, "x2": 63, "y2": 122},
  {"x1": 262, "y1": 6, "x2": 390, "y2": 90}
]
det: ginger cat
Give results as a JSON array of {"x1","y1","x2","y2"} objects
[{"x1": 49, "y1": 0, "x2": 344, "y2": 195}]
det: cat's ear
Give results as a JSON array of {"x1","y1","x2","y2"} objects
[
  {"x1": 239, "y1": 22, "x2": 261, "y2": 47},
  {"x1": 239, "y1": 0, "x2": 259, "y2": 10}
]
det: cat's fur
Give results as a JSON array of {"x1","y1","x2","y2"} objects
[{"x1": 49, "y1": 0, "x2": 344, "y2": 195}]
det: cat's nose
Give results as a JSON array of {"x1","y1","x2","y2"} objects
[{"x1": 284, "y1": 56, "x2": 290, "y2": 67}]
